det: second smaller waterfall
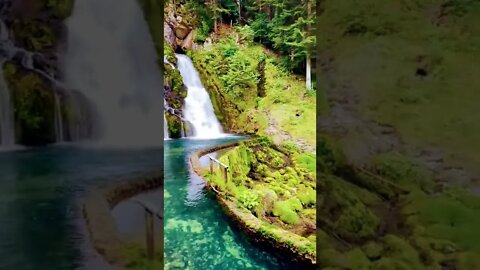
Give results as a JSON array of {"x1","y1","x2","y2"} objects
[{"x1": 175, "y1": 54, "x2": 223, "y2": 139}]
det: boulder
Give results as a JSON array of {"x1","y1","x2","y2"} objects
[
  {"x1": 180, "y1": 30, "x2": 195, "y2": 50},
  {"x1": 164, "y1": 22, "x2": 176, "y2": 47},
  {"x1": 175, "y1": 24, "x2": 191, "y2": 40}
]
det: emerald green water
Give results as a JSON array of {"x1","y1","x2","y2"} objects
[{"x1": 164, "y1": 138, "x2": 292, "y2": 270}]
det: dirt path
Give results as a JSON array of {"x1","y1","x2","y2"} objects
[
  {"x1": 318, "y1": 57, "x2": 480, "y2": 191},
  {"x1": 264, "y1": 113, "x2": 316, "y2": 154}
]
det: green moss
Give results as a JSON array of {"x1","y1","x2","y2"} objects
[
  {"x1": 272, "y1": 198, "x2": 302, "y2": 225},
  {"x1": 404, "y1": 188, "x2": 480, "y2": 253},
  {"x1": 12, "y1": 19, "x2": 55, "y2": 52},
  {"x1": 236, "y1": 189, "x2": 260, "y2": 211},
  {"x1": 4, "y1": 65, "x2": 55, "y2": 145},
  {"x1": 317, "y1": 134, "x2": 346, "y2": 173},
  {"x1": 122, "y1": 242, "x2": 163, "y2": 270},
  {"x1": 293, "y1": 152, "x2": 316, "y2": 175},
  {"x1": 44, "y1": 0, "x2": 74, "y2": 19},
  {"x1": 381, "y1": 235, "x2": 424, "y2": 269},
  {"x1": 301, "y1": 208, "x2": 316, "y2": 220},
  {"x1": 372, "y1": 152, "x2": 434, "y2": 192},
  {"x1": 334, "y1": 203, "x2": 379, "y2": 239},
  {"x1": 297, "y1": 187, "x2": 316, "y2": 206},
  {"x1": 362, "y1": 243, "x2": 382, "y2": 260}
]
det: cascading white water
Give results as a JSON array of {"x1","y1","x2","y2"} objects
[
  {"x1": 164, "y1": 115, "x2": 169, "y2": 140},
  {"x1": 163, "y1": 99, "x2": 170, "y2": 139},
  {"x1": 54, "y1": 93, "x2": 64, "y2": 142},
  {"x1": 63, "y1": 0, "x2": 164, "y2": 147},
  {"x1": 1, "y1": 16, "x2": 69, "y2": 146},
  {"x1": 175, "y1": 54, "x2": 223, "y2": 139}
]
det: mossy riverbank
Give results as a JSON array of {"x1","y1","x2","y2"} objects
[{"x1": 190, "y1": 139, "x2": 316, "y2": 268}]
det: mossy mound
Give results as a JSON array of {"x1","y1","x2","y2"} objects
[
  {"x1": 313, "y1": 135, "x2": 480, "y2": 269},
  {"x1": 205, "y1": 138, "x2": 317, "y2": 256}
]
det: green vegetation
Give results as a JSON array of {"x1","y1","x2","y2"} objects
[
  {"x1": 3, "y1": 62, "x2": 56, "y2": 145},
  {"x1": 314, "y1": 136, "x2": 480, "y2": 269},
  {"x1": 189, "y1": 31, "x2": 316, "y2": 145},
  {"x1": 319, "y1": 0, "x2": 480, "y2": 166},
  {"x1": 122, "y1": 241, "x2": 163, "y2": 270},
  {"x1": 11, "y1": 19, "x2": 55, "y2": 53},
  {"x1": 1, "y1": 0, "x2": 73, "y2": 145},
  {"x1": 205, "y1": 138, "x2": 316, "y2": 256}
]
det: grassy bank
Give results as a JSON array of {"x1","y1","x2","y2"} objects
[
  {"x1": 189, "y1": 26, "x2": 317, "y2": 147},
  {"x1": 318, "y1": 0, "x2": 480, "y2": 167},
  {"x1": 203, "y1": 138, "x2": 316, "y2": 260}
]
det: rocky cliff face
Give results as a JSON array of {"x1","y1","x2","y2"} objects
[
  {"x1": 163, "y1": 2, "x2": 196, "y2": 51},
  {"x1": 0, "y1": 0, "x2": 90, "y2": 146},
  {"x1": 162, "y1": 2, "x2": 198, "y2": 138}
]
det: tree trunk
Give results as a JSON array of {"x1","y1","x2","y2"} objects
[
  {"x1": 238, "y1": 0, "x2": 242, "y2": 25},
  {"x1": 306, "y1": 0, "x2": 312, "y2": 90},
  {"x1": 306, "y1": 55, "x2": 312, "y2": 90}
]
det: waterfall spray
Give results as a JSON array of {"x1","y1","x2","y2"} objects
[
  {"x1": 175, "y1": 54, "x2": 224, "y2": 139},
  {"x1": 63, "y1": 0, "x2": 164, "y2": 147}
]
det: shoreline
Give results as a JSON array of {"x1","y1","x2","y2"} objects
[
  {"x1": 82, "y1": 170, "x2": 163, "y2": 268},
  {"x1": 189, "y1": 141, "x2": 317, "y2": 269}
]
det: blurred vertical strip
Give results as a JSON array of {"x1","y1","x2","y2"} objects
[
  {"x1": 315, "y1": 0, "x2": 322, "y2": 263},
  {"x1": 160, "y1": 1, "x2": 165, "y2": 266},
  {"x1": 138, "y1": 0, "x2": 166, "y2": 266}
]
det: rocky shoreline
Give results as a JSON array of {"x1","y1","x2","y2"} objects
[{"x1": 189, "y1": 141, "x2": 317, "y2": 269}]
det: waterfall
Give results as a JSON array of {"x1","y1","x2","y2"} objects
[
  {"x1": 63, "y1": 0, "x2": 164, "y2": 147},
  {"x1": 54, "y1": 92, "x2": 64, "y2": 142},
  {"x1": 164, "y1": 115, "x2": 169, "y2": 140},
  {"x1": 0, "y1": 60, "x2": 14, "y2": 146},
  {"x1": 164, "y1": 99, "x2": 170, "y2": 139},
  {"x1": 175, "y1": 54, "x2": 223, "y2": 139}
]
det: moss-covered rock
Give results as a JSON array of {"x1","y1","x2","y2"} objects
[
  {"x1": 4, "y1": 62, "x2": 56, "y2": 145},
  {"x1": 11, "y1": 18, "x2": 56, "y2": 53},
  {"x1": 43, "y1": 0, "x2": 74, "y2": 19}
]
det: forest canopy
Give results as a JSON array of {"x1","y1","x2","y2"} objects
[{"x1": 165, "y1": 0, "x2": 316, "y2": 74}]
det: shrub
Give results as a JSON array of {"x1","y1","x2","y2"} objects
[
  {"x1": 273, "y1": 201, "x2": 300, "y2": 225},
  {"x1": 237, "y1": 190, "x2": 260, "y2": 211},
  {"x1": 334, "y1": 204, "x2": 379, "y2": 239},
  {"x1": 298, "y1": 187, "x2": 316, "y2": 206},
  {"x1": 273, "y1": 198, "x2": 303, "y2": 225}
]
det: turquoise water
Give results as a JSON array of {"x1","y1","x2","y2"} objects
[
  {"x1": 164, "y1": 138, "x2": 292, "y2": 270},
  {"x1": 0, "y1": 145, "x2": 163, "y2": 269}
]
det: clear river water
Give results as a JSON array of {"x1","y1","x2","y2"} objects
[
  {"x1": 0, "y1": 145, "x2": 163, "y2": 269},
  {"x1": 164, "y1": 138, "x2": 293, "y2": 270}
]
